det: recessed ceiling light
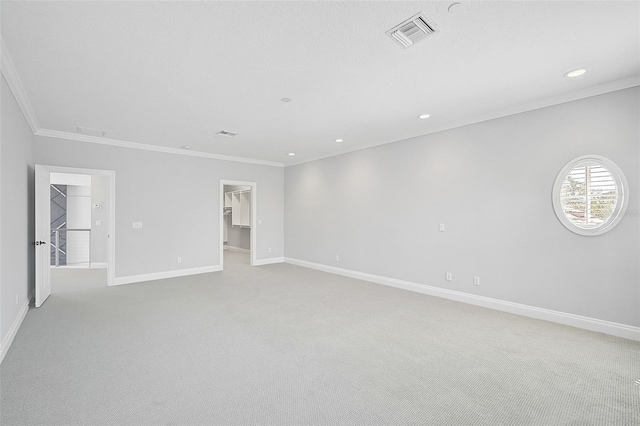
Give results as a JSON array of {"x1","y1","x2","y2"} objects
[
  {"x1": 335, "y1": 138, "x2": 344, "y2": 143},
  {"x1": 182, "y1": 145, "x2": 191, "y2": 150},
  {"x1": 281, "y1": 98, "x2": 292, "y2": 103},
  {"x1": 288, "y1": 152, "x2": 296, "y2": 156},
  {"x1": 448, "y1": 3, "x2": 464, "y2": 14},
  {"x1": 564, "y1": 69, "x2": 587, "y2": 78},
  {"x1": 418, "y1": 114, "x2": 431, "y2": 119}
]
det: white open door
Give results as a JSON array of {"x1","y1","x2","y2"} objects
[{"x1": 35, "y1": 165, "x2": 51, "y2": 307}]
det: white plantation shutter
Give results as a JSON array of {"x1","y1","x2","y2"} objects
[
  {"x1": 560, "y1": 164, "x2": 618, "y2": 229},
  {"x1": 553, "y1": 156, "x2": 627, "y2": 236}
]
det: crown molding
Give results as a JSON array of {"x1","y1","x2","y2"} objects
[
  {"x1": 2, "y1": 36, "x2": 282, "y2": 168},
  {"x1": 286, "y1": 76, "x2": 640, "y2": 167},
  {"x1": 35, "y1": 129, "x2": 284, "y2": 168},
  {"x1": 4, "y1": 27, "x2": 635, "y2": 171},
  {"x1": 0, "y1": 38, "x2": 40, "y2": 133}
]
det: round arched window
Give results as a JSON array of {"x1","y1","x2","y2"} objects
[{"x1": 552, "y1": 155, "x2": 628, "y2": 236}]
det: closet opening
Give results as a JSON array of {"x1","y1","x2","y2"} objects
[{"x1": 220, "y1": 180, "x2": 257, "y2": 269}]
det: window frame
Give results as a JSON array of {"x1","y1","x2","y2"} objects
[{"x1": 552, "y1": 155, "x2": 628, "y2": 236}]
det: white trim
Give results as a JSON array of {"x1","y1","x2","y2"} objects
[
  {"x1": 50, "y1": 262, "x2": 108, "y2": 269},
  {"x1": 284, "y1": 257, "x2": 640, "y2": 341},
  {"x1": 225, "y1": 246, "x2": 250, "y2": 254},
  {"x1": 220, "y1": 180, "x2": 257, "y2": 268},
  {"x1": 36, "y1": 129, "x2": 284, "y2": 168},
  {"x1": 0, "y1": 38, "x2": 39, "y2": 133},
  {"x1": 286, "y1": 78, "x2": 640, "y2": 167},
  {"x1": 1, "y1": 33, "x2": 635, "y2": 171},
  {"x1": 0, "y1": 42, "x2": 273, "y2": 168},
  {"x1": 254, "y1": 257, "x2": 284, "y2": 266},
  {"x1": 37, "y1": 165, "x2": 116, "y2": 287},
  {"x1": 0, "y1": 300, "x2": 29, "y2": 365},
  {"x1": 112, "y1": 265, "x2": 222, "y2": 286},
  {"x1": 3, "y1": 29, "x2": 634, "y2": 172}
]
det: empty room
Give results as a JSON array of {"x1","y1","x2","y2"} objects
[{"x1": 1, "y1": 1, "x2": 639, "y2": 425}]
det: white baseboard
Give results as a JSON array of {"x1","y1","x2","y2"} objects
[
  {"x1": 254, "y1": 257, "x2": 284, "y2": 266},
  {"x1": 225, "y1": 246, "x2": 250, "y2": 254},
  {"x1": 0, "y1": 300, "x2": 30, "y2": 365},
  {"x1": 112, "y1": 265, "x2": 222, "y2": 286},
  {"x1": 51, "y1": 262, "x2": 108, "y2": 269},
  {"x1": 284, "y1": 257, "x2": 640, "y2": 341}
]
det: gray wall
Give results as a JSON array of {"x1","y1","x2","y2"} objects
[
  {"x1": 34, "y1": 137, "x2": 284, "y2": 278},
  {"x1": 91, "y1": 175, "x2": 109, "y2": 263},
  {"x1": 1, "y1": 75, "x2": 35, "y2": 343},
  {"x1": 226, "y1": 219, "x2": 250, "y2": 250},
  {"x1": 285, "y1": 87, "x2": 640, "y2": 327}
]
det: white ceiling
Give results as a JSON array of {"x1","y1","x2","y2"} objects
[{"x1": 2, "y1": 1, "x2": 639, "y2": 167}]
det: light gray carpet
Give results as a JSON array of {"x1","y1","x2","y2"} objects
[{"x1": 1, "y1": 251, "x2": 639, "y2": 425}]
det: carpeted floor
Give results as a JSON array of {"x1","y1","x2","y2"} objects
[{"x1": 1, "y1": 251, "x2": 639, "y2": 425}]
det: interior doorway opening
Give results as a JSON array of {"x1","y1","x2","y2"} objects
[
  {"x1": 49, "y1": 172, "x2": 109, "y2": 293},
  {"x1": 220, "y1": 180, "x2": 257, "y2": 269},
  {"x1": 35, "y1": 165, "x2": 115, "y2": 307}
]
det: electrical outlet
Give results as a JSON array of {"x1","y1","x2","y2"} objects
[
  {"x1": 474, "y1": 276, "x2": 480, "y2": 286},
  {"x1": 177, "y1": 257, "x2": 182, "y2": 264},
  {"x1": 439, "y1": 223, "x2": 445, "y2": 232},
  {"x1": 268, "y1": 247, "x2": 272, "y2": 253},
  {"x1": 335, "y1": 255, "x2": 340, "y2": 262},
  {"x1": 132, "y1": 222, "x2": 143, "y2": 229},
  {"x1": 95, "y1": 219, "x2": 102, "y2": 227},
  {"x1": 446, "y1": 272, "x2": 452, "y2": 281}
]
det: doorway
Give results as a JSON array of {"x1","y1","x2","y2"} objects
[
  {"x1": 49, "y1": 172, "x2": 109, "y2": 293},
  {"x1": 219, "y1": 180, "x2": 256, "y2": 269},
  {"x1": 35, "y1": 165, "x2": 115, "y2": 307}
]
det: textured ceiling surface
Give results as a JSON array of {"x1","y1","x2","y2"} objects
[{"x1": 2, "y1": 1, "x2": 639, "y2": 166}]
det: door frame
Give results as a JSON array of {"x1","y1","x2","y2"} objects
[
  {"x1": 220, "y1": 179, "x2": 257, "y2": 268},
  {"x1": 37, "y1": 165, "x2": 116, "y2": 287}
]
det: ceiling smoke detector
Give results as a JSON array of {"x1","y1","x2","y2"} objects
[
  {"x1": 386, "y1": 12, "x2": 438, "y2": 48},
  {"x1": 217, "y1": 130, "x2": 238, "y2": 137}
]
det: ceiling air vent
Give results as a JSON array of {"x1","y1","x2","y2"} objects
[
  {"x1": 386, "y1": 13, "x2": 438, "y2": 48},
  {"x1": 217, "y1": 130, "x2": 238, "y2": 137},
  {"x1": 76, "y1": 126, "x2": 106, "y2": 137}
]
